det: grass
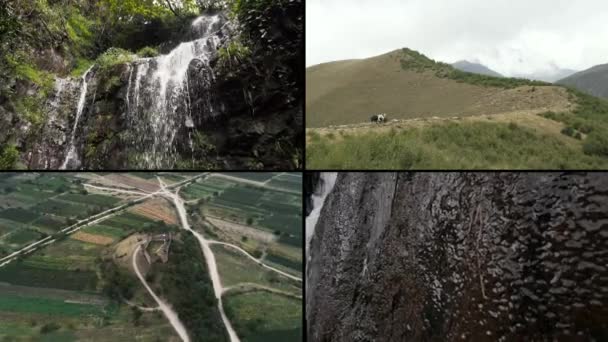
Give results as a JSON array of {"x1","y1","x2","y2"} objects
[
  {"x1": 307, "y1": 121, "x2": 608, "y2": 169},
  {"x1": 136, "y1": 46, "x2": 159, "y2": 58},
  {"x1": 95, "y1": 47, "x2": 135, "y2": 73},
  {"x1": 59, "y1": 193, "x2": 120, "y2": 207},
  {"x1": 0, "y1": 208, "x2": 40, "y2": 223},
  {"x1": 0, "y1": 294, "x2": 104, "y2": 317},
  {"x1": 0, "y1": 261, "x2": 98, "y2": 292},
  {"x1": 70, "y1": 58, "x2": 94, "y2": 77},
  {"x1": 540, "y1": 88, "x2": 608, "y2": 158},
  {"x1": 81, "y1": 224, "x2": 129, "y2": 240},
  {"x1": 265, "y1": 253, "x2": 302, "y2": 273},
  {"x1": 224, "y1": 292, "x2": 302, "y2": 342},
  {"x1": 5, "y1": 228, "x2": 42, "y2": 245},
  {"x1": 399, "y1": 48, "x2": 549, "y2": 89},
  {"x1": 212, "y1": 245, "x2": 299, "y2": 295}
]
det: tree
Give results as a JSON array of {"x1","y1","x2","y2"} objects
[{"x1": 131, "y1": 307, "x2": 142, "y2": 326}]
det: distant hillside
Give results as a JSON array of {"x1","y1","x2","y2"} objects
[
  {"x1": 514, "y1": 68, "x2": 578, "y2": 83},
  {"x1": 307, "y1": 48, "x2": 560, "y2": 128},
  {"x1": 557, "y1": 63, "x2": 608, "y2": 99},
  {"x1": 452, "y1": 60, "x2": 503, "y2": 77}
]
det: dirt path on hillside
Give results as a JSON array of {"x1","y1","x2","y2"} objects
[{"x1": 133, "y1": 243, "x2": 190, "y2": 342}]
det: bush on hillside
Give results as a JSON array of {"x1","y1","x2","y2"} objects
[
  {"x1": 583, "y1": 131, "x2": 608, "y2": 157},
  {"x1": 399, "y1": 48, "x2": 549, "y2": 89},
  {"x1": 136, "y1": 46, "x2": 159, "y2": 58},
  {"x1": 96, "y1": 48, "x2": 135, "y2": 73}
]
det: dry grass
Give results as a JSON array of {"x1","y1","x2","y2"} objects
[
  {"x1": 71, "y1": 231, "x2": 114, "y2": 246},
  {"x1": 306, "y1": 49, "x2": 573, "y2": 128}
]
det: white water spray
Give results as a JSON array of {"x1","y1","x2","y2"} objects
[
  {"x1": 60, "y1": 65, "x2": 94, "y2": 169},
  {"x1": 126, "y1": 14, "x2": 224, "y2": 168},
  {"x1": 306, "y1": 172, "x2": 338, "y2": 261}
]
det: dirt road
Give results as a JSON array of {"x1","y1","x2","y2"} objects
[{"x1": 133, "y1": 243, "x2": 190, "y2": 342}]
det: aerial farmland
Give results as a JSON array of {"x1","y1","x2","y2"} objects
[{"x1": 0, "y1": 172, "x2": 302, "y2": 342}]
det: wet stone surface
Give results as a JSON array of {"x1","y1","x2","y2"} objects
[{"x1": 307, "y1": 172, "x2": 608, "y2": 342}]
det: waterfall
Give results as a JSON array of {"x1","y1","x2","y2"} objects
[
  {"x1": 126, "y1": 14, "x2": 224, "y2": 168},
  {"x1": 305, "y1": 173, "x2": 338, "y2": 261},
  {"x1": 60, "y1": 65, "x2": 94, "y2": 170}
]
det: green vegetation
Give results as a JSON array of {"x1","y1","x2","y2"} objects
[
  {"x1": 224, "y1": 292, "x2": 301, "y2": 342},
  {"x1": 5, "y1": 228, "x2": 42, "y2": 245},
  {"x1": 0, "y1": 144, "x2": 19, "y2": 169},
  {"x1": 150, "y1": 232, "x2": 227, "y2": 342},
  {"x1": 218, "y1": 40, "x2": 251, "y2": 69},
  {"x1": 136, "y1": 46, "x2": 160, "y2": 58},
  {"x1": 265, "y1": 252, "x2": 302, "y2": 273},
  {"x1": 96, "y1": 48, "x2": 135, "y2": 73},
  {"x1": 539, "y1": 89, "x2": 608, "y2": 158},
  {"x1": 0, "y1": 294, "x2": 104, "y2": 317},
  {"x1": 399, "y1": 48, "x2": 549, "y2": 89},
  {"x1": 0, "y1": 262, "x2": 98, "y2": 292},
  {"x1": 212, "y1": 245, "x2": 300, "y2": 294},
  {"x1": 100, "y1": 259, "x2": 136, "y2": 301},
  {"x1": 307, "y1": 121, "x2": 608, "y2": 169}
]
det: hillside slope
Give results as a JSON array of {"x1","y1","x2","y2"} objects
[
  {"x1": 452, "y1": 60, "x2": 503, "y2": 77},
  {"x1": 306, "y1": 49, "x2": 568, "y2": 128},
  {"x1": 557, "y1": 63, "x2": 608, "y2": 99}
]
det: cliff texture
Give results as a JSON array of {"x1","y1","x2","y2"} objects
[{"x1": 307, "y1": 172, "x2": 608, "y2": 341}]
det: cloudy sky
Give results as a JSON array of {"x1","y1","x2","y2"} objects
[{"x1": 306, "y1": 0, "x2": 608, "y2": 76}]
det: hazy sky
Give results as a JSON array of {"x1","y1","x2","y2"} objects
[{"x1": 306, "y1": 0, "x2": 608, "y2": 76}]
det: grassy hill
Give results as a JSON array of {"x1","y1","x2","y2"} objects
[
  {"x1": 452, "y1": 60, "x2": 503, "y2": 77},
  {"x1": 306, "y1": 48, "x2": 608, "y2": 169},
  {"x1": 307, "y1": 48, "x2": 560, "y2": 128},
  {"x1": 558, "y1": 63, "x2": 608, "y2": 99}
]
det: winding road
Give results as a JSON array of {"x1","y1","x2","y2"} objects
[
  {"x1": 206, "y1": 240, "x2": 302, "y2": 282},
  {"x1": 0, "y1": 173, "x2": 301, "y2": 342},
  {"x1": 157, "y1": 177, "x2": 241, "y2": 342},
  {"x1": 132, "y1": 243, "x2": 190, "y2": 342}
]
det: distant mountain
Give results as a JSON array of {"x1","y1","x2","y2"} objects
[
  {"x1": 513, "y1": 68, "x2": 578, "y2": 83},
  {"x1": 452, "y1": 60, "x2": 503, "y2": 77},
  {"x1": 557, "y1": 63, "x2": 608, "y2": 99}
]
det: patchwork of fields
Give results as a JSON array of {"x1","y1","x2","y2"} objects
[
  {"x1": 0, "y1": 174, "x2": 123, "y2": 257},
  {"x1": 0, "y1": 172, "x2": 302, "y2": 342}
]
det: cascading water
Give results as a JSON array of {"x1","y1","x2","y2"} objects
[
  {"x1": 305, "y1": 172, "x2": 338, "y2": 261},
  {"x1": 60, "y1": 65, "x2": 94, "y2": 169},
  {"x1": 125, "y1": 14, "x2": 225, "y2": 168}
]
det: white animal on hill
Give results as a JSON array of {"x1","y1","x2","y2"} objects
[{"x1": 370, "y1": 113, "x2": 387, "y2": 124}]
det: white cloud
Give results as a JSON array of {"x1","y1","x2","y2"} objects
[{"x1": 306, "y1": 0, "x2": 608, "y2": 75}]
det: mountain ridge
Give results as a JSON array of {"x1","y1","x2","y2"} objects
[{"x1": 557, "y1": 63, "x2": 608, "y2": 99}]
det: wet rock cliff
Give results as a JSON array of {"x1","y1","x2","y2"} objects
[
  {"x1": 306, "y1": 172, "x2": 608, "y2": 341},
  {"x1": 2, "y1": 1, "x2": 302, "y2": 170}
]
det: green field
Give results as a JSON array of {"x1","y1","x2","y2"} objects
[
  {"x1": 5, "y1": 228, "x2": 42, "y2": 245},
  {"x1": 0, "y1": 262, "x2": 98, "y2": 292},
  {"x1": 266, "y1": 174, "x2": 301, "y2": 192},
  {"x1": 265, "y1": 253, "x2": 302, "y2": 273},
  {"x1": 220, "y1": 173, "x2": 279, "y2": 182},
  {"x1": 0, "y1": 208, "x2": 40, "y2": 223},
  {"x1": 212, "y1": 245, "x2": 300, "y2": 295},
  {"x1": 26, "y1": 238, "x2": 105, "y2": 272},
  {"x1": 59, "y1": 193, "x2": 120, "y2": 207},
  {"x1": 81, "y1": 224, "x2": 130, "y2": 240},
  {"x1": 307, "y1": 121, "x2": 608, "y2": 169},
  {"x1": 224, "y1": 292, "x2": 302, "y2": 342},
  {"x1": 32, "y1": 215, "x2": 67, "y2": 231},
  {"x1": 0, "y1": 294, "x2": 105, "y2": 317}
]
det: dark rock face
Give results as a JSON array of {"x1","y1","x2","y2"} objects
[
  {"x1": 7, "y1": 3, "x2": 302, "y2": 170},
  {"x1": 307, "y1": 172, "x2": 608, "y2": 341}
]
